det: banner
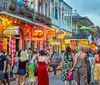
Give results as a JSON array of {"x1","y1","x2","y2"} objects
[
  {"x1": 65, "y1": 40, "x2": 70, "y2": 44},
  {"x1": 47, "y1": 28, "x2": 56, "y2": 37},
  {"x1": 32, "y1": 27, "x2": 47, "y2": 41}
]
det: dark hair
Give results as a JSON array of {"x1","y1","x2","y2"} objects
[
  {"x1": 28, "y1": 48, "x2": 32, "y2": 51},
  {"x1": 33, "y1": 51, "x2": 37, "y2": 54},
  {"x1": 97, "y1": 50, "x2": 100, "y2": 54},
  {"x1": 0, "y1": 51, "x2": 5, "y2": 54},
  {"x1": 65, "y1": 46, "x2": 71, "y2": 57},
  {"x1": 40, "y1": 50, "x2": 45, "y2": 56},
  {"x1": 54, "y1": 51, "x2": 57, "y2": 54},
  {"x1": 45, "y1": 52, "x2": 48, "y2": 56}
]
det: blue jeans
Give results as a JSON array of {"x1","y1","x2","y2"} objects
[{"x1": 52, "y1": 64, "x2": 57, "y2": 75}]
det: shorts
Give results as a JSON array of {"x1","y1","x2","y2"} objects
[
  {"x1": 4, "y1": 72, "x2": 8, "y2": 80},
  {"x1": 18, "y1": 69, "x2": 26, "y2": 75},
  {"x1": 0, "y1": 71, "x2": 4, "y2": 79}
]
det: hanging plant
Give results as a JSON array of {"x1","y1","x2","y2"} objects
[
  {"x1": 41, "y1": 17, "x2": 46, "y2": 23},
  {"x1": 47, "y1": 21, "x2": 52, "y2": 26},
  {"x1": 19, "y1": 7, "x2": 26, "y2": 14},
  {"x1": 9, "y1": 3, "x2": 16, "y2": 11},
  {"x1": 35, "y1": 15, "x2": 41, "y2": 21},
  {"x1": 27, "y1": 12, "x2": 33, "y2": 18}
]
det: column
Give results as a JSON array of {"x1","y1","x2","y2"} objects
[
  {"x1": 34, "y1": 41, "x2": 38, "y2": 49},
  {"x1": 40, "y1": 41, "x2": 43, "y2": 50}
]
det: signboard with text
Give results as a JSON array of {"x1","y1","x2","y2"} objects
[
  {"x1": 32, "y1": 27, "x2": 47, "y2": 41},
  {"x1": 3, "y1": 26, "x2": 20, "y2": 35}
]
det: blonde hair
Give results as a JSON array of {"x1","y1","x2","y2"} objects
[{"x1": 20, "y1": 50, "x2": 27, "y2": 62}]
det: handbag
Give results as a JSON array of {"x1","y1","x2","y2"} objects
[
  {"x1": 34, "y1": 64, "x2": 38, "y2": 76},
  {"x1": 68, "y1": 71, "x2": 73, "y2": 81},
  {"x1": 12, "y1": 58, "x2": 19, "y2": 74}
]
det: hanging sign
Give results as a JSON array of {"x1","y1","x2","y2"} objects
[
  {"x1": 32, "y1": 27, "x2": 47, "y2": 41},
  {"x1": 47, "y1": 28, "x2": 56, "y2": 37},
  {"x1": 3, "y1": 26, "x2": 20, "y2": 35}
]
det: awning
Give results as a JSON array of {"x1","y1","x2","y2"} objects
[{"x1": 80, "y1": 26, "x2": 97, "y2": 33}]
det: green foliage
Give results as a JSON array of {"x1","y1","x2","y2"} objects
[
  {"x1": 27, "y1": 12, "x2": 33, "y2": 18},
  {"x1": 35, "y1": 15, "x2": 41, "y2": 21},
  {"x1": 9, "y1": 3, "x2": 16, "y2": 11},
  {"x1": 19, "y1": 7, "x2": 26, "y2": 14}
]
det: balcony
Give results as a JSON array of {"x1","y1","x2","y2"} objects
[{"x1": 0, "y1": 1, "x2": 52, "y2": 27}]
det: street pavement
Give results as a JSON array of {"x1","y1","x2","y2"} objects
[
  {"x1": 10, "y1": 72, "x2": 98, "y2": 85},
  {"x1": 10, "y1": 75, "x2": 67, "y2": 85},
  {"x1": 10, "y1": 75, "x2": 98, "y2": 85}
]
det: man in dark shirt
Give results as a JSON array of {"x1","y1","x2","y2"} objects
[{"x1": 0, "y1": 51, "x2": 6, "y2": 85}]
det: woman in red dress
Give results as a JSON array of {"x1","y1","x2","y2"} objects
[{"x1": 38, "y1": 50, "x2": 49, "y2": 85}]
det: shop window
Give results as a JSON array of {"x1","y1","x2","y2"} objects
[
  {"x1": 55, "y1": 7, "x2": 58, "y2": 20},
  {"x1": 45, "y1": 3, "x2": 48, "y2": 16}
]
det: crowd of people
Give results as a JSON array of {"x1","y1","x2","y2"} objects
[
  {"x1": 61, "y1": 46, "x2": 100, "y2": 85},
  {"x1": 0, "y1": 48, "x2": 61, "y2": 85},
  {"x1": 0, "y1": 46, "x2": 100, "y2": 85}
]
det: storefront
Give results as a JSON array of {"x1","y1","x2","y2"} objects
[
  {"x1": 0, "y1": 13, "x2": 49, "y2": 56},
  {"x1": 65, "y1": 39, "x2": 89, "y2": 52}
]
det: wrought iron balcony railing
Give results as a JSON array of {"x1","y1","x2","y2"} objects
[{"x1": 0, "y1": 1, "x2": 52, "y2": 26}]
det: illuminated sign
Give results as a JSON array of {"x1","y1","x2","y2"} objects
[
  {"x1": 3, "y1": 26, "x2": 20, "y2": 35},
  {"x1": 32, "y1": 27, "x2": 47, "y2": 41},
  {"x1": 47, "y1": 28, "x2": 56, "y2": 37},
  {"x1": 56, "y1": 31, "x2": 65, "y2": 39}
]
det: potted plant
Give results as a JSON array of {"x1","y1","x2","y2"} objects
[
  {"x1": 47, "y1": 21, "x2": 52, "y2": 26},
  {"x1": 27, "y1": 12, "x2": 33, "y2": 18},
  {"x1": 35, "y1": 15, "x2": 41, "y2": 21},
  {"x1": 19, "y1": 7, "x2": 26, "y2": 14},
  {"x1": 41, "y1": 17, "x2": 46, "y2": 23},
  {"x1": 9, "y1": 3, "x2": 16, "y2": 11}
]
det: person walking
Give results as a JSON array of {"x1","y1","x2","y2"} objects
[
  {"x1": 61, "y1": 46, "x2": 74, "y2": 85},
  {"x1": 94, "y1": 50, "x2": 100, "y2": 85},
  {"x1": 71, "y1": 46, "x2": 88, "y2": 85},
  {"x1": 59, "y1": 51, "x2": 64, "y2": 73},
  {"x1": 51, "y1": 52, "x2": 59, "y2": 75},
  {"x1": 28, "y1": 51, "x2": 37, "y2": 85},
  {"x1": 12, "y1": 51, "x2": 21, "y2": 85},
  {"x1": 4, "y1": 54, "x2": 11, "y2": 85},
  {"x1": 17, "y1": 50, "x2": 28, "y2": 85},
  {"x1": 0, "y1": 51, "x2": 6, "y2": 85},
  {"x1": 85, "y1": 52, "x2": 91, "y2": 85},
  {"x1": 89, "y1": 51, "x2": 95, "y2": 84},
  {"x1": 38, "y1": 50, "x2": 49, "y2": 85}
]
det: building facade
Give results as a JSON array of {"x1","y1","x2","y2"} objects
[
  {"x1": 0, "y1": 0, "x2": 51, "y2": 55},
  {"x1": 72, "y1": 11, "x2": 94, "y2": 34},
  {"x1": 49, "y1": 0, "x2": 72, "y2": 32},
  {"x1": 0, "y1": 0, "x2": 73, "y2": 54}
]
